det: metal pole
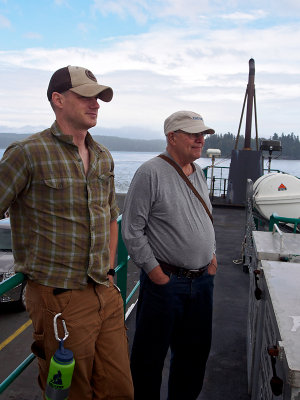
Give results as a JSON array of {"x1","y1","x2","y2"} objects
[
  {"x1": 244, "y1": 58, "x2": 255, "y2": 150},
  {"x1": 254, "y1": 89, "x2": 259, "y2": 150},
  {"x1": 210, "y1": 155, "x2": 215, "y2": 196},
  {"x1": 235, "y1": 89, "x2": 248, "y2": 150}
]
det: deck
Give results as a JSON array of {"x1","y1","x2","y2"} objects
[
  {"x1": 125, "y1": 204, "x2": 251, "y2": 400},
  {"x1": 1, "y1": 202, "x2": 251, "y2": 399}
]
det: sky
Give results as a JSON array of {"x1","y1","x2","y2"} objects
[{"x1": 0, "y1": 0, "x2": 300, "y2": 140}]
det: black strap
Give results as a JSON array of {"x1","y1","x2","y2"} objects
[{"x1": 158, "y1": 154, "x2": 213, "y2": 223}]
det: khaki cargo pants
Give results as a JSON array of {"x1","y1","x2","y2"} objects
[{"x1": 26, "y1": 279, "x2": 134, "y2": 400}]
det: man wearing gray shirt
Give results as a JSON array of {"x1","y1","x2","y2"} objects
[{"x1": 122, "y1": 110, "x2": 218, "y2": 400}]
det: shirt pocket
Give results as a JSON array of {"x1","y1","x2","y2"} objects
[
  {"x1": 96, "y1": 171, "x2": 115, "y2": 206},
  {"x1": 99, "y1": 171, "x2": 114, "y2": 182},
  {"x1": 41, "y1": 178, "x2": 73, "y2": 212},
  {"x1": 43, "y1": 178, "x2": 71, "y2": 190}
]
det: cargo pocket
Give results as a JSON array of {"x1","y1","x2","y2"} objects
[
  {"x1": 31, "y1": 330, "x2": 48, "y2": 390},
  {"x1": 47, "y1": 289, "x2": 73, "y2": 318},
  {"x1": 31, "y1": 332, "x2": 46, "y2": 360}
]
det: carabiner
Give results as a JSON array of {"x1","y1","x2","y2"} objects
[{"x1": 53, "y1": 313, "x2": 69, "y2": 342}]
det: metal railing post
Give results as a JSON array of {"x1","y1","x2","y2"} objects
[
  {"x1": 0, "y1": 354, "x2": 36, "y2": 394},
  {"x1": 115, "y1": 216, "x2": 128, "y2": 312},
  {"x1": 269, "y1": 213, "x2": 300, "y2": 233},
  {"x1": 0, "y1": 272, "x2": 25, "y2": 296}
]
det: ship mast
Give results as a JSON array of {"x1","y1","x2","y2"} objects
[
  {"x1": 244, "y1": 58, "x2": 255, "y2": 150},
  {"x1": 226, "y1": 58, "x2": 263, "y2": 205}
]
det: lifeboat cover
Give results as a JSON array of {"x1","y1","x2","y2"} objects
[{"x1": 253, "y1": 173, "x2": 300, "y2": 220}]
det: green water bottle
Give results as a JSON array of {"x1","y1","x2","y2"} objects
[{"x1": 45, "y1": 339, "x2": 75, "y2": 400}]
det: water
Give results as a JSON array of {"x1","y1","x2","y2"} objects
[
  {"x1": 111, "y1": 151, "x2": 300, "y2": 193},
  {"x1": 0, "y1": 149, "x2": 299, "y2": 193}
]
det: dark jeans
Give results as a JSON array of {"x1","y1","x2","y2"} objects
[{"x1": 131, "y1": 269, "x2": 215, "y2": 400}]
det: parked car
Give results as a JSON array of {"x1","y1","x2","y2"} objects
[{"x1": 0, "y1": 218, "x2": 26, "y2": 310}]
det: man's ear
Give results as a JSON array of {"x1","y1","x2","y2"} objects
[
  {"x1": 167, "y1": 131, "x2": 176, "y2": 145},
  {"x1": 51, "y1": 92, "x2": 64, "y2": 109}
]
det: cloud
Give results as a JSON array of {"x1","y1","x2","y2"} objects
[
  {"x1": 92, "y1": 0, "x2": 151, "y2": 24},
  {"x1": 0, "y1": 20, "x2": 300, "y2": 137},
  {"x1": 77, "y1": 22, "x2": 88, "y2": 33},
  {"x1": 0, "y1": 14, "x2": 11, "y2": 28},
  {"x1": 23, "y1": 32, "x2": 43, "y2": 40},
  {"x1": 220, "y1": 9, "x2": 267, "y2": 22},
  {"x1": 54, "y1": 0, "x2": 69, "y2": 5},
  {"x1": 91, "y1": 0, "x2": 300, "y2": 23},
  {"x1": 90, "y1": 0, "x2": 232, "y2": 25}
]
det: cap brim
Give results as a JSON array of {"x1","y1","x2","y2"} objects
[
  {"x1": 70, "y1": 84, "x2": 113, "y2": 102},
  {"x1": 202, "y1": 128, "x2": 215, "y2": 135},
  {"x1": 181, "y1": 124, "x2": 215, "y2": 134}
]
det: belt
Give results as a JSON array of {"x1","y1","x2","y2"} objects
[
  {"x1": 157, "y1": 259, "x2": 208, "y2": 278},
  {"x1": 53, "y1": 288, "x2": 70, "y2": 295},
  {"x1": 53, "y1": 277, "x2": 96, "y2": 295}
]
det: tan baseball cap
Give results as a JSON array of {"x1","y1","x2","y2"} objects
[
  {"x1": 164, "y1": 110, "x2": 215, "y2": 135},
  {"x1": 47, "y1": 65, "x2": 113, "y2": 102}
]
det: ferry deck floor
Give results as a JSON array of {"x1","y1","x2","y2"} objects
[
  {"x1": 0, "y1": 203, "x2": 251, "y2": 400},
  {"x1": 126, "y1": 204, "x2": 251, "y2": 400}
]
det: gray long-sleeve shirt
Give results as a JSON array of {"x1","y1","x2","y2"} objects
[{"x1": 121, "y1": 154, "x2": 216, "y2": 274}]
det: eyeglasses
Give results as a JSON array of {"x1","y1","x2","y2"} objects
[{"x1": 175, "y1": 130, "x2": 207, "y2": 139}]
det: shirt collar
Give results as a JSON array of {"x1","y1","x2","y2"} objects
[{"x1": 50, "y1": 121, "x2": 104, "y2": 156}]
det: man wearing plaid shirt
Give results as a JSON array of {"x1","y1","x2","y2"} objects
[{"x1": 0, "y1": 66, "x2": 133, "y2": 400}]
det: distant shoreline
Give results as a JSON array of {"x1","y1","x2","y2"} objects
[
  {"x1": 0, "y1": 132, "x2": 166, "y2": 153},
  {"x1": 0, "y1": 132, "x2": 299, "y2": 160}
]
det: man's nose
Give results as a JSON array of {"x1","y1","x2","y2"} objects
[
  {"x1": 90, "y1": 97, "x2": 100, "y2": 108},
  {"x1": 195, "y1": 134, "x2": 205, "y2": 142}
]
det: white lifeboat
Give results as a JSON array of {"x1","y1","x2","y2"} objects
[{"x1": 253, "y1": 173, "x2": 300, "y2": 220}]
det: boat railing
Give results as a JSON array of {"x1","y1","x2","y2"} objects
[
  {"x1": 203, "y1": 165, "x2": 229, "y2": 199},
  {"x1": 269, "y1": 213, "x2": 300, "y2": 233},
  {"x1": 0, "y1": 215, "x2": 138, "y2": 395},
  {"x1": 203, "y1": 165, "x2": 289, "y2": 199},
  {"x1": 244, "y1": 179, "x2": 300, "y2": 275}
]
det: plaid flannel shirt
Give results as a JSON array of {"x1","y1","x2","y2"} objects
[{"x1": 0, "y1": 122, "x2": 119, "y2": 288}]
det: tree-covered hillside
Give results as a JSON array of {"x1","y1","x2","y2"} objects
[
  {"x1": 203, "y1": 132, "x2": 300, "y2": 159},
  {"x1": 0, "y1": 131, "x2": 299, "y2": 159}
]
